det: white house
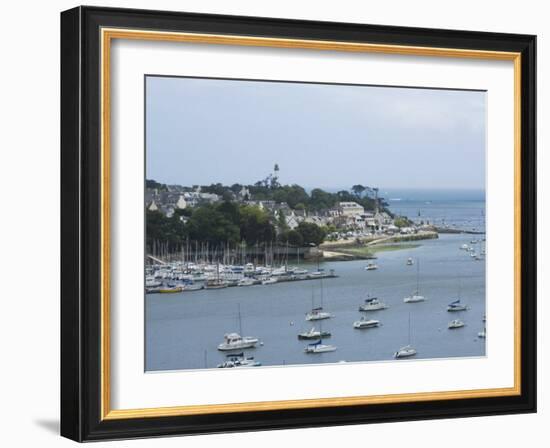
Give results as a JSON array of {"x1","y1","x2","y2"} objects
[{"x1": 338, "y1": 201, "x2": 365, "y2": 216}]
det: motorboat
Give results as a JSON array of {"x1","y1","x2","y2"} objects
[
  {"x1": 217, "y1": 333, "x2": 259, "y2": 351},
  {"x1": 359, "y1": 297, "x2": 388, "y2": 311},
  {"x1": 394, "y1": 345, "x2": 417, "y2": 359},
  {"x1": 447, "y1": 299, "x2": 469, "y2": 312},
  {"x1": 364, "y1": 262, "x2": 378, "y2": 271},
  {"x1": 217, "y1": 353, "x2": 261, "y2": 368},
  {"x1": 448, "y1": 319, "x2": 465, "y2": 329},
  {"x1": 406, "y1": 257, "x2": 414, "y2": 265},
  {"x1": 304, "y1": 340, "x2": 337, "y2": 354},
  {"x1": 353, "y1": 317, "x2": 380, "y2": 329},
  {"x1": 297, "y1": 327, "x2": 331, "y2": 340},
  {"x1": 261, "y1": 277, "x2": 277, "y2": 285},
  {"x1": 478, "y1": 328, "x2": 486, "y2": 338},
  {"x1": 460, "y1": 244, "x2": 470, "y2": 250},
  {"x1": 306, "y1": 307, "x2": 332, "y2": 321},
  {"x1": 238, "y1": 278, "x2": 256, "y2": 287}
]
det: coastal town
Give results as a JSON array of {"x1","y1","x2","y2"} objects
[{"x1": 144, "y1": 164, "x2": 452, "y2": 294}]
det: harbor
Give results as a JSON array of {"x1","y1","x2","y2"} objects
[{"x1": 146, "y1": 232, "x2": 486, "y2": 371}]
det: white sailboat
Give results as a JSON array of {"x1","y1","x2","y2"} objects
[
  {"x1": 404, "y1": 260, "x2": 426, "y2": 303},
  {"x1": 304, "y1": 339, "x2": 337, "y2": 354},
  {"x1": 448, "y1": 319, "x2": 465, "y2": 329},
  {"x1": 364, "y1": 262, "x2": 378, "y2": 271},
  {"x1": 394, "y1": 313, "x2": 417, "y2": 359},
  {"x1": 447, "y1": 280, "x2": 469, "y2": 311},
  {"x1": 305, "y1": 280, "x2": 332, "y2": 321},
  {"x1": 217, "y1": 304, "x2": 260, "y2": 351}
]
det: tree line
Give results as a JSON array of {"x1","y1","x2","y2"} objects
[{"x1": 146, "y1": 202, "x2": 329, "y2": 254}]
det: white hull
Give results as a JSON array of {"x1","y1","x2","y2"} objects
[
  {"x1": 448, "y1": 320, "x2": 465, "y2": 329},
  {"x1": 217, "y1": 340, "x2": 258, "y2": 351},
  {"x1": 306, "y1": 313, "x2": 331, "y2": 321},
  {"x1": 359, "y1": 303, "x2": 388, "y2": 311},
  {"x1": 304, "y1": 345, "x2": 337, "y2": 354},
  {"x1": 394, "y1": 346, "x2": 417, "y2": 358},
  {"x1": 404, "y1": 295, "x2": 425, "y2": 303},
  {"x1": 217, "y1": 333, "x2": 259, "y2": 351},
  {"x1": 447, "y1": 305, "x2": 468, "y2": 311},
  {"x1": 353, "y1": 319, "x2": 380, "y2": 329}
]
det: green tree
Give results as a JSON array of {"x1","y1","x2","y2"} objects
[
  {"x1": 286, "y1": 229, "x2": 304, "y2": 246},
  {"x1": 186, "y1": 205, "x2": 240, "y2": 245},
  {"x1": 146, "y1": 210, "x2": 187, "y2": 252},
  {"x1": 352, "y1": 184, "x2": 366, "y2": 198},
  {"x1": 310, "y1": 188, "x2": 337, "y2": 210},
  {"x1": 239, "y1": 205, "x2": 276, "y2": 245},
  {"x1": 296, "y1": 222, "x2": 326, "y2": 246}
]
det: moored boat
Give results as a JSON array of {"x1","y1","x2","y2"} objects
[
  {"x1": 306, "y1": 307, "x2": 332, "y2": 321},
  {"x1": 304, "y1": 340, "x2": 337, "y2": 354},
  {"x1": 359, "y1": 297, "x2": 388, "y2": 311},
  {"x1": 448, "y1": 319, "x2": 465, "y2": 329},
  {"x1": 353, "y1": 317, "x2": 380, "y2": 329},
  {"x1": 447, "y1": 299, "x2": 469, "y2": 312},
  {"x1": 364, "y1": 262, "x2": 378, "y2": 271},
  {"x1": 297, "y1": 327, "x2": 331, "y2": 340},
  {"x1": 217, "y1": 353, "x2": 261, "y2": 368},
  {"x1": 217, "y1": 333, "x2": 259, "y2": 351},
  {"x1": 394, "y1": 345, "x2": 417, "y2": 359}
]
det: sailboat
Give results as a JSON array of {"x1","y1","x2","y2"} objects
[
  {"x1": 217, "y1": 304, "x2": 259, "y2": 351},
  {"x1": 394, "y1": 313, "x2": 417, "y2": 359},
  {"x1": 206, "y1": 262, "x2": 227, "y2": 289},
  {"x1": 305, "y1": 279, "x2": 332, "y2": 321},
  {"x1": 447, "y1": 279, "x2": 469, "y2": 311},
  {"x1": 304, "y1": 339, "x2": 337, "y2": 354},
  {"x1": 364, "y1": 262, "x2": 378, "y2": 271},
  {"x1": 403, "y1": 259, "x2": 426, "y2": 303}
]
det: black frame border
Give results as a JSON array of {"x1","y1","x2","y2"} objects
[{"x1": 61, "y1": 6, "x2": 536, "y2": 442}]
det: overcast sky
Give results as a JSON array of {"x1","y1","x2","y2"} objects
[{"x1": 146, "y1": 76, "x2": 486, "y2": 191}]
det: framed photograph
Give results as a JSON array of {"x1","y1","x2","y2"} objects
[{"x1": 61, "y1": 6, "x2": 536, "y2": 442}]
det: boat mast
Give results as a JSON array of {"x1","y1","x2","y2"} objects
[
  {"x1": 416, "y1": 259, "x2": 420, "y2": 294},
  {"x1": 238, "y1": 303, "x2": 243, "y2": 335}
]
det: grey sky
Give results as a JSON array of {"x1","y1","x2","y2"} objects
[{"x1": 146, "y1": 76, "x2": 486, "y2": 190}]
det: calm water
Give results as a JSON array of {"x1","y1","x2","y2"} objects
[
  {"x1": 385, "y1": 189, "x2": 486, "y2": 232},
  {"x1": 146, "y1": 233, "x2": 486, "y2": 371}
]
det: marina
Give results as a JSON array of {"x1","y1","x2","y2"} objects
[{"x1": 146, "y1": 232, "x2": 486, "y2": 371}]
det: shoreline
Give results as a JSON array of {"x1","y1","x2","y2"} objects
[{"x1": 320, "y1": 231, "x2": 438, "y2": 261}]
